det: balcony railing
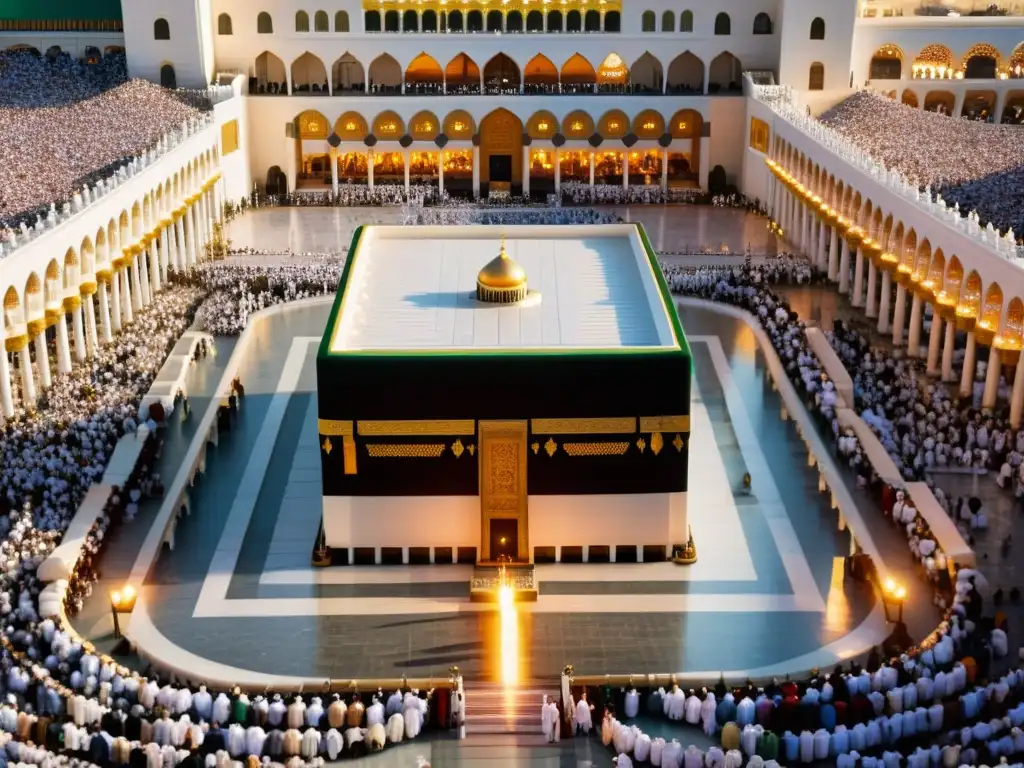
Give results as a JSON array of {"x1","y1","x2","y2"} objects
[{"x1": 750, "y1": 81, "x2": 1024, "y2": 260}]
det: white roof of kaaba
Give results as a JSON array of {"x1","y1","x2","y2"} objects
[{"x1": 329, "y1": 224, "x2": 678, "y2": 353}]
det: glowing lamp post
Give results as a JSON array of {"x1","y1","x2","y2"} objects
[
  {"x1": 109, "y1": 585, "x2": 138, "y2": 639},
  {"x1": 881, "y1": 578, "x2": 906, "y2": 624}
]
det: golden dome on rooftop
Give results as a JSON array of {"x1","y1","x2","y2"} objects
[{"x1": 477, "y1": 236, "x2": 528, "y2": 304}]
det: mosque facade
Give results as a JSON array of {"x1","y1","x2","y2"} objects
[{"x1": 316, "y1": 224, "x2": 691, "y2": 564}]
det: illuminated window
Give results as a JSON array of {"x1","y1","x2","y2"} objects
[
  {"x1": 221, "y1": 119, "x2": 240, "y2": 156},
  {"x1": 749, "y1": 117, "x2": 769, "y2": 153}
]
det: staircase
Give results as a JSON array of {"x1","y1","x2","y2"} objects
[{"x1": 464, "y1": 681, "x2": 559, "y2": 735}]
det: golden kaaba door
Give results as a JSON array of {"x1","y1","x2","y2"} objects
[{"x1": 478, "y1": 420, "x2": 528, "y2": 562}]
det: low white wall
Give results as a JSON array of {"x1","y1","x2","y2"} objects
[
  {"x1": 530, "y1": 492, "x2": 686, "y2": 551},
  {"x1": 323, "y1": 495, "x2": 480, "y2": 550}
]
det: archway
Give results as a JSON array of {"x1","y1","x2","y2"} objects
[
  {"x1": 668, "y1": 109, "x2": 702, "y2": 186},
  {"x1": 924, "y1": 90, "x2": 955, "y2": 114},
  {"x1": 901, "y1": 89, "x2": 919, "y2": 108},
  {"x1": 667, "y1": 52, "x2": 704, "y2": 94},
  {"x1": 561, "y1": 53, "x2": 596, "y2": 92},
  {"x1": 405, "y1": 52, "x2": 443, "y2": 94},
  {"x1": 479, "y1": 108, "x2": 524, "y2": 195},
  {"x1": 291, "y1": 52, "x2": 327, "y2": 93},
  {"x1": 266, "y1": 166, "x2": 286, "y2": 196},
  {"x1": 963, "y1": 43, "x2": 999, "y2": 79},
  {"x1": 630, "y1": 52, "x2": 663, "y2": 94},
  {"x1": 708, "y1": 52, "x2": 741, "y2": 93},
  {"x1": 869, "y1": 44, "x2": 903, "y2": 80},
  {"x1": 254, "y1": 51, "x2": 286, "y2": 94},
  {"x1": 331, "y1": 53, "x2": 364, "y2": 94},
  {"x1": 912, "y1": 44, "x2": 954, "y2": 78},
  {"x1": 368, "y1": 53, "x2": 402, "y2": 93},
  {"x1": 446, "y1": 53, "x2": 480, "y2": 93},
  {"x1": 961, "y1": 90, "x2": 996, "y2": 119},
  {"x1": 483, "y1": 54, "x2": 520, "y2": 94},
  {"x1": 160, "y1": 64, "x2": 176, "y2": 89},
  {"x1": 524, "y1": 54, "x2": 558, "y2": 93},
  {"x1": 596, "y1": 53, "x2": 628, "y2": 90}
]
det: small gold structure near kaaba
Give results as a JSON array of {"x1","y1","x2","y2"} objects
[{"x1": 673, "y1": 527, "x2": 697, "y2": 565}]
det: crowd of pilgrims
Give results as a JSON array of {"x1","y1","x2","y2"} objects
[
  {"x1": 0, "y1": 51, "x2": 204, "y2": 234},
  {"x1": 0, "y1": 258, "x2": 468, "y2": 768},
  {"x1": 818, "y1": 91, "x2": 1024, "y2": 238}
]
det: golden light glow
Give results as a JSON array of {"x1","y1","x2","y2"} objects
[
  {"x1": 824, "y1": 556, "x2": 851, "y2": 632},
  {"x1": 571, "y1": 120, "x2": 583, "y2": 131},
  {"x1": 123, "y1": 584, "x2": 136, "y2": 601},
  {"x1": 345, "y1": 121, "x2": 357, "y2": 131},
  {"x1": 453, "y1": 120, "x2": 466, "y2": 132},
  {"x1": 537, "y1": 121, "x2": 549, "y2": 131},
  {"x1": 380, "y1": 121, "x2": 397, "y2": 133},
  {"x1": 110, "y1": 591, "x2": 121, "y2": 606},
  {"x1": 883, "y1": 578, "x2": 906, "y2": 601},
  {"x1": 642, "y1": 120, "x2": 656, "y2": 130},
  {"x1": 498, "y1": 584, "x2": 518, "y2": 685}
]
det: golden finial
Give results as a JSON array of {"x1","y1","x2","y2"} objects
[{"x1": 499, "y1": 231, "x2": 507, "y2": 257}]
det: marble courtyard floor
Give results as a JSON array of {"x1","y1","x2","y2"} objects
[{"x1": 71, "y1": 298, "x2": 899, "y2": 682}]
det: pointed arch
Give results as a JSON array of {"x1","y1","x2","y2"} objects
[
  {"x1": 981, "y1": 282, "x2": 1004, "y2": 331},
  {"x1": 291, "y1": 52, "x2": 327, "y2": 92},
  {"x1": 254, "y1": 51, "x2": 286, "y2": 92},
  {"x1": 1000, "y1": 297, "x2": 1024, "y2": 351},
  {"x1": 597, "y1": 53, "x2": 628, "y2": 85},
  {"x1": 405, "y1": 52, "x2": 443, "y2": 85},
  {"x1": 561, "y1": 53, "x2": 596, "y2": 86},
  {"x1": 959, "y1": 269, "x2": 982, "y2": 320},
  {"x1": 913, "y1": 238, "x2": 932, "y2": 282},
  {"x1": 667, "y1": 51, "x2": 703, "y2": 93},
  {"x1": 524, "y1": 54, "x2": 558, "y2": 87},
  {"x1": 369, "y1": 53, "x2": 402, "y2": 90},
  {"x1": 709, "y1": 52, "x2": 742, "y2": 92},
  {"x1": 445, "y1": 53, "x2": 480, "y2": 90},
  {"x1": 331, "y1": 52, "x2": 364, "y2": 94},
  {"x1": 483, "y1": 53, "x2": 520, "y2": 92},
  {"x1": 630, "y1": 52, "x2": 663, "y2": 93}
]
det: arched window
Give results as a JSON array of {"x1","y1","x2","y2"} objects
[
  {"x1": 714, "y1": 12, "x2": 730, "y2": 35},
  {"x1": 808, "y1": 61, "x2": 824, "y2": 90},
  {"x1": 809, "y1": 17, "x2": 825, "y2": 39},
  {"x1": 257, "y1": 12, "x2": 273, "y2": 33},
  {"x1": 662, "y1": 11, "x2": 675, "y2": 31},
  {"x1": 335, "y1": 11, "x2": 349, "y2": 31},
  {"x1": 160, "y1": 63, "x2": 176, "y2": 88},
  {"x1": 752, "y1": 12, "x2": 772, "y2": 34},
  {"x1": 604, "y1": 10, "x2": 621, "y2": 31},
  {"x1": 547, "y1": 10, "x2": 562, "y2": 30},
  {"x1": 295, "y1": 11, "x2": 310, "y2": 32},
  {"x1": 680, "y1": 10, "x2": 693, "y2": 32},
  {"x1": 217, "y1": 13, "x2": 232, "y2": 35},
  {"x1": 567, "y1": 9, "x2": 581, "y2": 31},
  {"x1": 154, "y1": 18, "x2": 170, "y2": 40},
  {"x1": 641, "y1": 10, "x2": 656, "y2": 31},
  {"x1": 509, "y1": 10, "x2": 525, "y2": 31},
  {"x1": 486, "y1": 10, "x2": 502, "y2": 31},
  {"x1": 314, "y1": 11, "x2": 329, "y2": 31},
  {"x1": 448, "y1": 10, "x2": 463, "y2": 30},
  {"x1": 584, "y1": 10, "x2": 600, "y2": 31},
  {"x1": 526, "y1": 10, "x2": 543, "y2": 30},
  {"x1": 423, "y1": 9, "x2": 437, "y2": 30},
  {"x1": 364, "y1": 10, "x2": 381, "y2": 31},
  {"x1": 467, "y1": 10, "x2": 483, "y2": 30},
  {"x1": 384, "y1": 10, "x2": 400, "y2": 30},
  {"x1": 404, "y1": 10, "x2": 419, "y2": 30}
]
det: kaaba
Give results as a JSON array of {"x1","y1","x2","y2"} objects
[{"x1": 316, "y1": 224, "x2": 691, "y2": 565}]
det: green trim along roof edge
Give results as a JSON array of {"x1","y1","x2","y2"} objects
[
  {"x1": 5, "y1": 0, "x2": 123, "y2": 21},
  {"x1": 319, "y1": 223, "x2": 691, "y2": 362}
]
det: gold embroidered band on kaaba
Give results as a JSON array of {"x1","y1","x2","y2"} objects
[
  {"x1": 317, "y1": 420, "x2": 357, "y2": 475},
  {"x1": 640, "y1": 416, "x2": 690, "y2": 433},
  {"x1": 357, "y1": 419, "x2": 476, "y2": 436}
]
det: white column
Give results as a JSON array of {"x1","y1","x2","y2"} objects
[
  {"x1": 33, "y1": 333, "x2": 51, "y2": 390},
  {"x1": 554, "y1": 152, "x2": 561, "y2": 198},
  {"x1": 120, "y1": 268, "x2": 134, "y2": 325},
  {"x1": 184, "y1": 208, "x2": 197, "y2": 267},
  {"x1": 521, "y1": 146, "x2": 530, "y2": 199},
  {"x1": 368, "y1": 151, "x2": 375, "y2": 190},
  {"x1": 1010, "y1": 352, "x2": 1024, "y2": 428},
  {"x1": 110, "y1": 272, "x2": 122, "y2": 333},
  {"x1": 838, "y1": 239, "x2": 851, "y2": 294},
  {"x1": 403, "y1": 152, "x2": 410, "y2": 194},
  {"x1": 55, "y1": 314, "x2": 72, "y2": 374},
  {"x1": 331, "y1": 148, "x2": 339, "y2": 196},
  {"x1": 926, "y1": 307, "x2": 943, "y2": 374},
  {"x1": 892, "y1": 284, "x2": 907, "y2": 346},
  {"x1": 622, "y1": 151, "x2": 629, "y2": 191},
  {"x1": 71, "y1": 303, "x2": 86, "y2": 363},
  {"x1": 877, "y1": 271, "x2": 892, "y2": 334},
  {"x1": 852, "y1": 249, "x2": 865, "y2": 307},
  {"x1": 827, "y1": 228, "x2": 839, "y2": 281},
  {"x1": 98, "y1": 282, "x2": 113, "y2": 345},
  {"x1": 661, "y1": 149, "x2": 668, "y2": 192},
  {"x1": 18, "y1": 347, "x2": 35, "y2": 408},
  {"x1": 865, "y1": 262, "x2": 878, "y2": 318},
  {"x1": 437, "y1": 153, "x2": 444, "y2": 195},
  {"x1": 960, "y1": 332, "x2": 977, "y2": 397},
  {"x1": 130, "y1": 256, "x2": 143, "y2": 312},
  {"x1": 983, "y1": 347, "x2": 1002, "y2": 409},
  {"x1": 942, "y1": 320, "x2": 956, "y2": 382},
  {"x1": 472, "y1": 146, "x2": 481, "y2": 199},
  {"x1": 173, "y1": 217, "x2": 186, "y2": 272},
  {"x1": 816, "y1": 222, "x2": 827, "y2": 271},
  {"x1": 83, "y1": 294, "x2": 98, "y2": 357},
  {"x1": 907, "y1": 294, "x2": 923, "y2": 356},
  {"x1": 0, "y1": 349, "x2": 13, "y2": 418},
  {"x1": 589, "y1": 153, "x2": 595, "y2": 194},
  {"x1": 149, "y1": 238, "x2": 160, "y2": 298}
]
